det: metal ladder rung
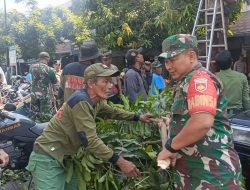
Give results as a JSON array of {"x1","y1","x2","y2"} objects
[
  {"x1": 199, "y1": 56, "x2": 208, "y2": 59},
  {"x1": 196, "y1": 24, "x2": 212, "y2": 27},
  {"x1": 199, "y1": 60, "x2": 215, "y2": 63},
  {"x1": 197, "y1": 40, "x2": 210, "y2": 43},
  {"x1": 207, "y1": 28, "x2": 223, "y2": 31},
  {"x1": 211, "y1": 44, "x2": 226, "y2": 47},
  {"x1": 200, "y1": 8, "x2": 214, "y2": 12},
  {"x1": 207, "y1": 11, "x2": 222, "y2": 15},
  {"x1": 199, "y1": 60, "x2": 208, "y2": 63}
]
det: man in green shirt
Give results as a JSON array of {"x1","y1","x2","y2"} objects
[
  {"x1": 215, "y1": 50, "x2": 250, "y2": 115},
  {"x1": 26, "y1": 63, "x2": 153, "y2": 190}
]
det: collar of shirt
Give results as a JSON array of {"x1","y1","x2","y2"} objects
[
  {"x1": 219, "y1": 68, "x2": 232, "y2": 74},
  {"x1": 131, "y1": 67, "x2": 142, "y2": 75},
  {"x1": 178, "y1": 63, "x2": 203, "y2": 85},
  {"x1": 81, "y1": 88, "x2": 94, "y2": 107}
]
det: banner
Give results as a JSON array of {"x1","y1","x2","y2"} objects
[{"x1": 9, "y1": 46, "x2": 17, "y2": 66}]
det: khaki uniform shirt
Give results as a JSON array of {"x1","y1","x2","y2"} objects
[{"x1": 35, "y1": 89, "x2": 136, "y2": 166}]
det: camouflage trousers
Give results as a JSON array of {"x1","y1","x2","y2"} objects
[
  {"x1": 31, "y1": 94, "x2": 55, "y2": 122},
  {"x1": 173, "y1": 150, "x2": 241, "y2": 190}
]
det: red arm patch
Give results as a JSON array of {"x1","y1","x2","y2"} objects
[
  {"x1": 56, "y1": 105, "x2": 64, "y2": 119},
  {"x1": 187, "y1": 71, "x2": 218, "y2": 116}
]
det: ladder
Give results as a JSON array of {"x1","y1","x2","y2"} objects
[{"x1": 192, "y1": 0, "x2": 228, "y2": 70}]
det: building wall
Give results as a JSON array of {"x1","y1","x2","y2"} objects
[
  {"x1": 242, "y1": 2, "x2": 250, "y2": 12},
  {"x1": 228, "y1": 36, "x2": 250, "y2": 75}
]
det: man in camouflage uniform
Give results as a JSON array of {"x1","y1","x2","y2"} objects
[
  {"x1": 30, "y1": 52, "x2": 57, "y2": 122},
  {"x1": 26, "y1": 63, "x2": 153, "y2": 189},
  {"x1": 157, "y1": 34, "x2": 241, "y2": 189}
]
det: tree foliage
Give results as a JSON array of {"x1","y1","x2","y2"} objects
[
  {"x1": 78, "y1": 0, "x2": 246, "y2": 50},
  {"x1": 0, "y1": 0, "x2": 89, "y2": 61},
  {"x1": 81, "y1": 0, "x2": 197, "y2": 50},
  {"x1": 0, "y1": 0, "x2": 247, "y2": 61}
]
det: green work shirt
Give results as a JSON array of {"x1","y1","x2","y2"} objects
[
  {"x1": 216, "y1": 69, "x2": 250, "y2": 110},
  {"x1": 35, "y1": 89, "x2": 136, "y2": 166},
  {"x1": 170, "y1": 64, "x2": 241, "y2": 189}
]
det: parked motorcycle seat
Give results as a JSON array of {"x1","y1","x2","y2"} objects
[
  {"x1": 231, "y1": 118, "x2": 250, "y2": 127},
  {"x1": 30, "y1": 122, "x2": 48, "y2": 135}
]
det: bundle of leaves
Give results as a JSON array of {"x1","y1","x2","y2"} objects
[
  {"x1": 67, "y1": 87, "x2": 176, "y2": 190},
  {"x1": 0, "y1": 169, "x2": 31, "y2": 190}
]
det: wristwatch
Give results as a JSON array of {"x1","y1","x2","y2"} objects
[{"x1": 165, "y1": 139, "x2": 178, "y2": 153}]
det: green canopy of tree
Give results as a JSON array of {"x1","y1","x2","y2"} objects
[
  {"x1": 76, "y1": 0, "x2": 246, "y2": 50},
  {"x1": 78, "y1": 0, "x2": 197, "y2": 50},
  {"x1": 0, "y1": 0, "x2": 247, "y2": 61},
  {"x1": 0, "y1": 0, "x2": 90, "y2": 61}
]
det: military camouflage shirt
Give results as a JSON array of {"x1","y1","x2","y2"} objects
[
  {"x1": 35, "y1": 89, "x2": 137, "y2": 166},
  {"x1": 170, "y1": 63, "x2": 241, "y2": 190},
  {"x1": 30, "y1": 62, "x2": 57, "y2": 98}
]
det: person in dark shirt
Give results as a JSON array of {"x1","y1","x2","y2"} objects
[
  {"x1": 58, "y1": 39, "x2": 100, "y2": 103},
  {"x1": 124, "y1": 49, "x2": 147, "y2": 103}
]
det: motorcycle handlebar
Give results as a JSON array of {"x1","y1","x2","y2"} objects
[{"x1": 0, "y1": 112, "x2": 15, "y2": 121}]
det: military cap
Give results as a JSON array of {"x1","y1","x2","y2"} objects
[
  {"x1": 159, "y1": 34, "x2": 197, "y2": 59},
  {"x1": 84, "y1": 63, "x2": 120, "y2": 82},
  {"x1": 151, "y1": 60, "x2": 162, "y2": 68},
  {"x1": 39, "y1": 52, "x2": 50, "y2": 60},
  {"x1": 101, "y1": 49, "x2": 112, "y2": 58}
]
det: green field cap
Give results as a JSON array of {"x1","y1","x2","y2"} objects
[{"x1": 159, "y1": 34, "x2": 197, "y2": 59}]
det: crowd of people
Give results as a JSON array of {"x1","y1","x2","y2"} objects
[{"x1": 0, "y1": 33, "x2": 249, "y2": 189}]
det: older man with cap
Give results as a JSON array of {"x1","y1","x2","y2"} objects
[
  {"x1": 30, "y1": 51, "x2": 57, "y2": 122},
  {"x1": 124, "y1": 49, "x2": 147, "y2": 103},
  {"x1": 157, "y1": 34, "x2": 241, "y2": 189},
  {"x1": 26, "y1": 63, "x2": 153, "y2": 190},
  {"x1": 58, "y1": 39, "x2": 100, "y2": 103},
  {"x1": 101, "y1": 50, "x2": 122, "y2": 103}
]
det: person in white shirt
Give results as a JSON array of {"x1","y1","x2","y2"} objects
[
  {"x1": 234, "y1": 54, "x2": 247, "y2": 74},
  {"x1": 0, "y1": 66, "x2": 7, "y2": 85}
]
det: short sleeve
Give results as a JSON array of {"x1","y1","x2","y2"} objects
[{"x1": 187, "y1": 71, "x2": 218, "y2": 116}]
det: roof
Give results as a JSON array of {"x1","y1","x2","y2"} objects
[
  {"x1": 232, "y1": 11, "x2": 250, "y2": 36},
  {"x1": 56, "y1": 42, "x2": 72, "y2": 54}
]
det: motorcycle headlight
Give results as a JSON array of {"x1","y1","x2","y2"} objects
[{"x1": 231, "y1": 124, "x2": 250, "y2": 146}]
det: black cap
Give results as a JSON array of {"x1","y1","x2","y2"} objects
[
  {"x1": 125, "y1": 48, "x2": 143, "y2": 65},
  {"x1": 79, "y1": 39, "x2": 101, "y2": 62}
]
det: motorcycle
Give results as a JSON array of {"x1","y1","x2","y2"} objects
[
  {"x1": 0, "y1": 76, "x2": 31, "y2": 117},
  {"x1": 0, "y1": 110, "x2": 47, "y2": 170},
  {"x1": 230, "y1": 111, "x2": 250, "y2": 189}
]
